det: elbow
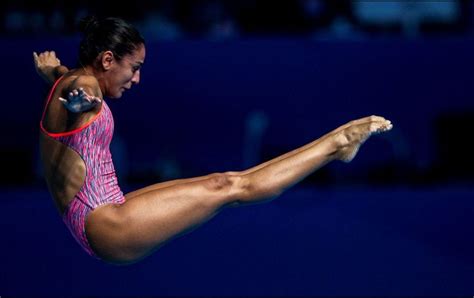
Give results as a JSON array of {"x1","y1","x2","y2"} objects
[{"x1": 55, "y1": 65, "x2": 69, "y2": 77}]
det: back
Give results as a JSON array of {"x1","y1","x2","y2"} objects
[{"x1": 40, "y1": 74, "x2": 102, "y2": 214}]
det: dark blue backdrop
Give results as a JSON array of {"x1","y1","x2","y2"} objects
[
  {"x1": 1, "y1": 36, "x2": 473, "y2": 296},
  {"x1": 3, "y1": 37, "x2": 474, "y2": 183}
]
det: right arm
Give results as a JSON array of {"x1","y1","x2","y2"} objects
[
  {"x1": 34, "y1": 51, "x2": 100, "y2": 113},
  {"x1": 33, "y1": 51, "x2": 69, "y2": 86}
]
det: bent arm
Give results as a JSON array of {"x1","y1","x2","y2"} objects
[
  {"x1": 51, "y1": 65, "x2": 69, "y2": 83},
  {"x1": 33, "y1": 51, "x2": 69, "y2": 86}
]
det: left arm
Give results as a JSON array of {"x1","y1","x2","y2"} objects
[{"x1": 33, "y1": 51, "x2": 69, "y2": 86}]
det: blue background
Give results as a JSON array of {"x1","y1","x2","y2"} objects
[{"x1": 1, "y1": 19, "x2": 474, "y2": 297}]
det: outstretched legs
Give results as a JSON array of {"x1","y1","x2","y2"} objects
[
  {"x1": 85, "y1": 115, "x2": 392, "y2": 264},
  {"x1": 86, "y1": 171, "x2": 242, "y2": 264}
]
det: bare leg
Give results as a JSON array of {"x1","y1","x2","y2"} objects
[
  {"x1": 124, "y1": 173, "x2": 231, "y2": 200},
  {"x1": 86, "y1": 172, "x2": 243, "y2": 264},
  {"x1": 85, "y1": 115, "x2": 392, "y2": 264},
  {"x1": 126, "y1": 115, "x2": 390, "y2": 200}
]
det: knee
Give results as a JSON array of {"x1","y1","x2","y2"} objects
[
  {"x1": 204, "y1": 172, "x2": 251, "y2": 205},
  {"x1": 205, "y1": 172, "x2": 233, "y2": 191}
]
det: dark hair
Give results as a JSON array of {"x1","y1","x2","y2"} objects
[{"x1": 78, "y1": 16, "x2": 145, "y2": 66}]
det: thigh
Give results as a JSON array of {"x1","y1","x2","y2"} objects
[
  {"x1": 124, "y1": 173, "x2": 220, "y2": 200},
  {"x1": 84, "y1": 175, "x2": 235, "y2": 262}
]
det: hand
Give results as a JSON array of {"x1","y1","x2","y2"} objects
[
  {"x1": 33, "y1": 51, "x2": 63, "y2": 84},
  {"x1": 59, "y1": 88, "x2": 102, "y2": 113}
]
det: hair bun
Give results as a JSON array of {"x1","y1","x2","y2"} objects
[{"x1": 78, "y1": 16, "x2": 100, "y2": 34}]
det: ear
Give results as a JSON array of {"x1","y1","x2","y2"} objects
[{"x1": 100, "y1": 51, "x2": 115, "y2": 70}]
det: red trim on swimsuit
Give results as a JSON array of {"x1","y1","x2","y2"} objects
[{"x1": 40, "y1": 75, "x2": 103, "y2": 137}]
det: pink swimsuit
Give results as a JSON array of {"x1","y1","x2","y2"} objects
[{"x1": 40, "y1": 77, "x2": 125, "y2": 258}]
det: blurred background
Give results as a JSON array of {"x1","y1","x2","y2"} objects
[{"x1": 1, "y1": 0, "x2": 473, "y2": 296}]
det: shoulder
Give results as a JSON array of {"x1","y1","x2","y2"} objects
[
  {"x1": 70, "y1": 75, "x2": 99, "y2": 89},
  {"x1": 62, "y1": 74, "x2": 102, "y2": 97}
]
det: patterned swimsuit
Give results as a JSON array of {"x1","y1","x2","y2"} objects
[{"x1": 40, "y1": 76, "x2": 125, "y2": 258}]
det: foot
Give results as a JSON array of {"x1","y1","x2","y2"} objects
[{"x1": 331, "y1": 115, "x2": 393, "y2": 162}]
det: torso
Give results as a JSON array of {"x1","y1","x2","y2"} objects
[{"x1": 40, "y1": 73, "x2": 103, "y2": 214}]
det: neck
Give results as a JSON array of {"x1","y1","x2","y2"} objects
[
  {"x1": 78, "y1": 64, "x2": 106, "y2": 98},
  {"x1": 81, "y1": 64, "x2": 95, "y2": 76}
]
